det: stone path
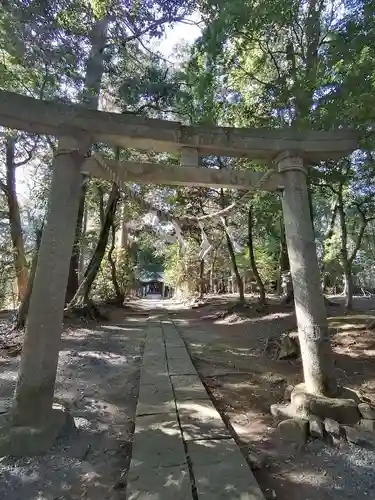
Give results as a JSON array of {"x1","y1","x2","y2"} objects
[{"x1": 126, "y1": 319, "x2": 265, "y2": 500}]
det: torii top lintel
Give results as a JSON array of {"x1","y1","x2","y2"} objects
[{"x1": 0, "y1": 90, "x2": 358, "y2": 161}]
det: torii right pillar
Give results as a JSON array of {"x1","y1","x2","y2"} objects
[{"x1": 276, "y1": 151, "x2": 337, "y2": 397}]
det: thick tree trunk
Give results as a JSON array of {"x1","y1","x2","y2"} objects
[
  {"x1": 210, "y1": 249, "x2": 217, "y2": 293},
  {"x1": 343, "y1": 268, "x2": 354, "y2": 309},
  {"x1": 278, "y1": 218, "x2": 290, "y2": 294},
  {"x1": 4, "y1": 136, "x2": 29, "y2": 301},
  {"x1": 79, "y1": 205, "x2": 88, "y2": 283},
  {"x1": 248, "y1": 203, "x2": 266, "y2": 307},
  {"x1": 225, "y1": 228, "x2": 245, "y2": 303},
  {"x1": 199, "y1": 259, "x2": 205, "y2": 299},
  {"x1": 65, "y1": 181, "x2": 87, "y2": 303},
  {"x1": 321, "y1": 201, "x2": 338, "y2": 291},
  {"x1": 337, "y1": 189, "x2": 353, "y2": 310},
  {"x1": 108, "y1": 221, "x2": 123, "y2": 303},
  {"x1": 14, "y1": 224, "x2": 43, "y2": 329}
]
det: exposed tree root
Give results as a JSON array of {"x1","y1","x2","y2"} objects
[
  {"x1": 64, "y1": 300, "x2": 108, "y2": 322},
  {"x1": 203, "y1": 301, "x2": 252, "y2": 320},
  {"x1": 264, "y1": 331, "x2": 300, "y2": 360}
]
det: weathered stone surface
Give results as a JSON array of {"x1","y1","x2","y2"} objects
[
  {"x1": 358, "y1": 419, "x2": 375, "y2": 431},
  {"x1": 168, "y1": 357, "x2": 197, "y2": 376},
  {"x1": 136, "y1": 383, "x2": 175, "y2": 416},
  {"x1": 338, "y1": 386, "x2": 360, "y2": 403},
  {"x1": 278, "y1": 418, "x2": 308, "y2": 445},
  {"x1": 131, "y1": 413, "x2": 186, "y2": 468},
  {"x1": 0, "y1": 409, "x2": 75, "y2": 457},
  {"x1": 187, "y1": 439, "x2": 265, "y2": 500},
  {"x1": 166, "y1": 346, "x2": 190, "y2": 360},
  {"x1": 139, "y1": 367, "x2": 169, "y2": 386},
  {"x1": 343, "y1": 426, "x2": 375, "y2": 448},
  {"x1": 0, "y1": 90, "x2": 358, "y2": 162},
  {"x1": 270, "y1": 403, "x2": 298, "y2": 420},
  {"x1": 284, "y1": 385, "x2": 294, "y2": 402},
  {"x1": 171, "y1": 374, "x2": 210, "y2": 402},
  {"x1": 177, "y1": 400, "x2": 231, "y2": 441},
  {"x1": 264, "y1": 333, "x2": 299, "y2": 360},
  {"x1": 0, "y1": 398, "x2": 11, "y2": 414},
  {"x1": 309, "y1": 417, "x2": 324, "y2": 439},
  {"x1": 358, "y1": 403, "x2": 375, "y2": 420},
  {"x1": 126, "y1": 464, "x2": 193, "y2": 500},
  {"x1": 291, "y1": 383, "x2": 361, "y2": 424},
  {"x1": 324, "y1": 418, "x2": 341, "y2": 437},
  {"x1": 278, "y1": 333, "x2": 300, "y2": 360}
]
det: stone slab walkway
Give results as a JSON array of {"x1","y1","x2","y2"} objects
[{"x1": 126, "y1": 319, "x2": 265, "y2": 500}]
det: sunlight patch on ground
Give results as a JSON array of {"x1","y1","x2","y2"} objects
[
  {"x1": 0, "y1": 370, "x2": 17, "y2": 382},
  {"x1": 101, "y1": 325, "x2": 143, "y2": 332},
  {"x1": 284, "y1": 470, "x2": 329, "y2": 488},
  {"x1": 177, "y1": 401, "x2": 220, "y2": 419},
  {"x1": 77, "y1": 350, "x2": 129, "y2": 365},
  {"x1": 215, "y1": 311, "x2": 293, "y2": 325}
]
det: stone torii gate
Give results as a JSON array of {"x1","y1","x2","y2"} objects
[{"x1": 0, "y1": 90, "x2": 358, "y2": 455}]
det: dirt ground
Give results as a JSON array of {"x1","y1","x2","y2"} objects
[
  {"x1": 170, "y1": 294, "x2": 375, "y2": 500},
  {"x1": 1, "y1": 295, "x2": 375, "y2": 499},
  {"x1": 0, "y1": 307, "x2": 147, "y2": 499}
]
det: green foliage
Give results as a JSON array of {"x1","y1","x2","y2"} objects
[
  {"x1": 92, "y1": 247, "x2": 135, "y2": 301},
  {"x1": 163, "y1": 240, "x2": 201, "y2": 296},
  {"x1": 1, "y1": 0, "x2": 375, "y2": 309}
]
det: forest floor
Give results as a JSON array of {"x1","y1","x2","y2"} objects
[{"x1": 0, "y1": 294, "x2": 375, "y2": 499}]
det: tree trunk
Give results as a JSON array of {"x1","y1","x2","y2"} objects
[
  {"x1": 199, "y1": 259, "x2": 205, "y2": 298},
  {"x1": 220, "y1": 189, "x2": 244, "y2": 304},
  {"x1": 116, "y1": 199, "x2": 128, "y2": 249},
  {"x1": 79, "y1": 205, "x2": 88, "y2": 283},
  {"x1": 225, "y1": 225, "x2": 244, "y2": 303},
  {"x1": 65, "y1": 181, "x2": 87, "y2": 303},
  {"x1": 342, "y1": 268, "x2": 354, "y2": 309},
  {"x1": 4, "y1": 135, "x2": 29, "y2": 301},
  {"x1": 14, "y1": 224, "x2": 43, "y2": 329},
  {"x1": 278, "y1": 218, "x2": 290, "y2": 294},
  {"x1": 69, "y1": 182, "x2": 120, "y2": 305},
  {"x1": 248, "y1": 203, "x2": 266, "y2": 307},
  {"x1": 210, "y1": 249, "x2": 217, "y2": 293},
  {"x1": 108, "y1": 220, "x2": 123, "y2": 303},
  {"x1": 321, "y1": 201, "x2": 338, "y2": 291},
  {"x1": 337, "y1": 188, "x2": 353, "y2": 310}
]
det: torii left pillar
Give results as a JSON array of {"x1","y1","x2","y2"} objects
[{"x1": 0, "y1": 136, "x2": 89, "y2": 456}]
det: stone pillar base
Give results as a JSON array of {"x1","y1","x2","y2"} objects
[
  {"x1": 271, "y1": 383, "x2": 361, "y2": 425},
  {"x1": 269, "y1": 383, "x2": 375, "y2": 447},
  {"x1": 0, "y1": 408, "x2": 76, "y2": 457}
]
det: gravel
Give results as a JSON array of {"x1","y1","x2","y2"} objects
[{"x1": 296, "y1": 439, "x2": 375, "y2": 499}]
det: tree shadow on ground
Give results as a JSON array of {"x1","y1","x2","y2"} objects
[
  {"x1": 168, "y1": 297, "x2": 375, "y2": 500},
  {"x1": 0, "y1": 321, "x2": 146, "y2": 500},
  {"x1": 126, "y1": 400, "x2": 375, "y2": 500}
]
